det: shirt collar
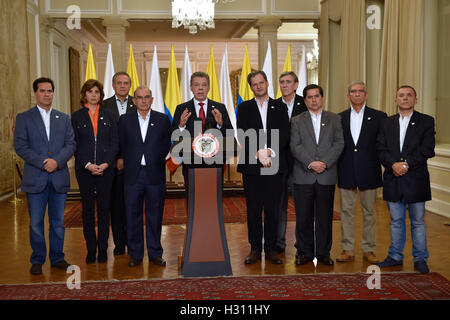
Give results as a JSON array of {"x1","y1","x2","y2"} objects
[
  {"x1": 399, "y1": 111, "x2": 413, "y2": 120},
  {"x1": 309, "y1": 110, "x2": 322, "y2": 119},
  {"x1": 351, "y1": 105, "x2": 366, "y2": 114},
  {"x1": 138, "y1": 110, "x2": 151, "y2": 121},
  {"x1": 116, "y1": 95, "x2": 128, "y2": 103},
  {"x1": 194, "y1": 98, "x2": 207, "y2": 106},
  {"x1": 37, "y1": 105, "x2": 52, "y2": 115}
]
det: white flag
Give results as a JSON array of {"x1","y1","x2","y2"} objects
[
  {"x1": 148, "y1": 45, "x2": 164, "y2": 113},
  {"x1": 297, "y1": 45, "x2": 307, "y2": 96},
  {"x1": 262, "y1": 40, "x2": 274, "y2": 99},
  {"x1": 180, "y1": 44, "x2": 193, "y2": 102},
  {"x1": 220, "y1": 43, "x2": 238, "y2": 143},
  {"x1": 103, "y1": 43, "x2": 115, "y2": 99}
]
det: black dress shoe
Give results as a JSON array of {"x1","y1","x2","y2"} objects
[
  {"x1": 51, "y1": 259, "x2": 70, "y2": 270},
  {"x1": 295, "y1": 253, "x2": 312, "y2": 265},
  {"x1": 97, "y1": 250, "x2": 107, "y2": 263},
  {"x1": 30, "y1": 264, "x2": 42, "y2": 275},
  {"x1": 149, "y1": 257, "x2": 166, "y2": 266},
  {"x1": 86, "y1": 251, "x2": 96, "y2": 264},
  {"x1": 128, "y1": 258, "x2": 142, "y2": 267},
  {"x1": 113, "y1": 247, "x2": 125, "y2": 256},
  {"x1": 318, "y1": 256, "x2": 334, "y2": 266},
  {"x1": 245, "y1": 251, "x2": 262, "y2": 264},
  {"x1": 266, "y1": 251, "x2": 283, "y2": 264}
]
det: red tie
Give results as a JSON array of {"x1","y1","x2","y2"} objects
[{"x1": 198, "y1": 102, "x2": 206, "y2": 133}]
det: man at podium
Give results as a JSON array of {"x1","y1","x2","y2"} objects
[{"x1": 170, "y1": 72, "x2": 233, "y2": 190}]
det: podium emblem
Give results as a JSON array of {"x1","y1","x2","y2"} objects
[{"x1": 192, "y1": 133, "x2": 220, "y2": 158}]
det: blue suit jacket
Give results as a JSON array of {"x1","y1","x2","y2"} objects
[
  {"x1": 118, "y1": 109, "x2": 171, "y2": 186},
  {"x1": 14, "y1": 106, "x2": 76, "y2": 193}
]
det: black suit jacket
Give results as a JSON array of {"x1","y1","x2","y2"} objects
[
  {"x1": 338, "y1": 106, "x2": 387, "y2": 190},
  {"x1": 118, "y1": 109, "x2": 171, "y2": 186},
  {"x1": 71, "y1": 106, "x2": 119, "y2": 171},
  {"x1": 277, "y1": 94, "x2": 307, "y2": 173},
  {"x1": 236, "y1": 98, "x2": 290, "y2": 175},
  {"x1": 102, "y1": 95, "x2": 136, "y2": 123},
  {"x1": 171, "y1": 99, "x2": 233, "y2": 168},
  {"x1": 376, "y1": 111, "x2": 435, "y2": 202}
]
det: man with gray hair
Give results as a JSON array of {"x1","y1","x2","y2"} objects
[{"x1": 336, "y1": 81, "x2": 386, "y2": 264}]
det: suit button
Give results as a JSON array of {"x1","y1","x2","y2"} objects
[{"x1": 354, "y1": 149, "x2": 358, "y2": 152}]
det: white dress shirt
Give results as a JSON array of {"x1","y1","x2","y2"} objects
[
  {"x1": 138, "y1": 111, "x2": 151, "y2": 165},
  {"x1": 115, "y1": 95, "x2": 128, "y2": 116},
  {"x1": 255, "y1": 97, "x2": 269, "y2": 131},
  {"x1": 350, "y1": 105, "x2": 365, "y2": 146},
  {"x1": 399, "y1": 113, "x2": 412, "y2": 152},
  {"x1": 282, "y1": 97, "x2": 295, "y2": 120},
  {"x1": 309, "y1": 110, "x2": 322, "y2": 144},
  {"x1": 37, "y1": 105, "x2": 52, "y2": 140}
]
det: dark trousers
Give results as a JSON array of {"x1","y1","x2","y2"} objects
[
  {"x1": 124, "y1": 168, "x2": 166, "y2": 260},
  {"x1": 110, "y1": 169, "x2": 127, "y2": 251},
  {"x1": 293, "y1": 182, "x2": 335, "y2": 258},
  {"x1": 75, "y1": 168, "x2": 114, "y2": 253},
  {"x1": 242, "y1": 173, "x2": 283, "y2": 253},
  {"x1": 277, "y1": 172, "x2": 296, "y2": 250}
]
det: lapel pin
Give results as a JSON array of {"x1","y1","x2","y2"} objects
[
  {"x1": 321, "y1": 123, "x2": 325, "y2": 126},
  {"x1": 411, "y1": 122, "x2": 415, "y2": 126},
  {"x1": 297, "y1": 102, "x2": 300, "y2": 105},
  {"x1": 55, "y1": 115, "x2": 59, "y2": 119},
  {"x1": 367, "y1": 117, "x2": 371, "y2": 120},
  {"x1": 151, "y1": 123, "x2": 154, "y2": 126},
  {"x1": 100, "y1": 117, "x2": 103, "y2": 120},
  {"x1": 271, "y1": 106, "x2": 275, "y2": 109}
]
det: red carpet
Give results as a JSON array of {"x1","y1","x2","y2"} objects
[
  {"x1": 64, "y1": 197, "x2": 340, "y2": 228},
  {"x1": 0, "y1": 273, "x2": 448, "y2": 300}
]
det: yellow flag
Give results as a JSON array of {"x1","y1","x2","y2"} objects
[
  {"x1": 206, "y1": 45, "x2": 221, "y2": 102},
  {"x1": 127, "y1": 44, "x2": 140, "y2": 96},
  {"x1": 237, "y1": 44, "x2": 254, "y2": 109},
  {"x1": 84, "y1": 43, "x2": 97, "y2": 81},
  {"x1": 276, "y1": 44, "x2": 292, "y2": 99},
  {"x1": 164, "y1": 45, "x2": 181, "y2": 120}
]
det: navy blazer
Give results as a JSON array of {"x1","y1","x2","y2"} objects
[
  {"x1": 118, "y1": 109, "x2": 171, "y2": 186},
  {"x1": 14, "y1": 106, "x2": 75, "y2": 193},
  {"x1": 71, "y1": 106, "x2": 119, "y2": 171},
  {"x1": 277, "y1": 94, "x2": 307, "y2": 174},
  {"x1": 338, "y1": 106, "x2": 387, "y2": 190},
  {"x1": 377, "y1": 111, "x2": 435, "y2": 202},
  {"x1": 236, "y1": 98, "x2": 290, "y2": 175}
]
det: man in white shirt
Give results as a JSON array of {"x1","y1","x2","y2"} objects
[
  {"x1": 290, "y1": 84, "x2": 344, "y2": 266},
  {"x1": 14, "y1": 78, "x2": 75, "y2": 275},
  {"x1": 336, "y1": 81, "x2": 387, "y2": 264},
  {"x1": 376, "y1": 86, "x2": 435, "y2": 274},
  {"x1": 118, "y1": 86, "x2": 171, "y2": 268}
]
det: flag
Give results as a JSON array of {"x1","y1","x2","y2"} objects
[
  {"x1": 206, "y1": 45, "x2": 221, "y2": 102},
  {"x1": 126, "y1": 44, "x2": 140, "y2": 96},
  {"x1": 297, "y1": 45, "x2": 307, "y2": 96},
  {"x1": 103, "y1": 43, "x2": 115, "y2": 99},
  {"x1": 220, "y1": 43, "x2": 238, "y2": 140},
  {"x1": 148, "y1": 45, "x2": 164, "y2": 113},
  {"x1": 164, "y1": 45, "x2": 181, "y2": 122},
  {"x1": 276, "y1": 44, "x2": 292, "y2": 98},
  {"x1": 262, "y1": 40, "x2": 274, "y2": 99},
  {"x1": 236, "y1": 44, "x2": 254, "y2": 114},
  {"x1": 84, "y1": 43, "x2": 97, "y2": 81},
  {"x1": 180, "y1": 44, "x2": 193, "y2": 103}
]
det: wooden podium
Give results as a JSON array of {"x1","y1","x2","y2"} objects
[{"x1": 182, "y1": 167, "x2": 232, "y2": 277}]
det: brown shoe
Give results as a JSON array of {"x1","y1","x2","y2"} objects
[
  {"x1": 245, "y1": 251, "x2": 261, "y2": 264},
  {"x1": 265, "y1": 251, "x2": 283, "y2": 265},
  {"x1": 336, "y1": 251, "x2": 355, "y2": 262},
  {"x1": 363, "y1": 252, "x2": 380, "y2": 264}
]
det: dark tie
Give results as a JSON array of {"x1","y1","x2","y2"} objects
[{"x1": 198, "y1": 102, "x2": 206, "y2": 133}]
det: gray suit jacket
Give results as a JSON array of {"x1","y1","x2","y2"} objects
[
  {"x1": 14, "y1": 106, "x2": 76, "y2": 193},
  {"x1": 290, "y1": 110, "x2": 344, "y2": 185}
]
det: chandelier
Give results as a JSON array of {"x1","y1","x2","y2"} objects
[{"x1": 172, "y1": 0, "x2": 235, "y2": 34}]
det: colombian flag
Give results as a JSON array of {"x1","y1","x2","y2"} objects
[
  {"x1": 164, "y1": 45, "x2": 181, "y2": 123},
  {"x1": 236, "y1": 44, "x2": 254, "y2": 114}
]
